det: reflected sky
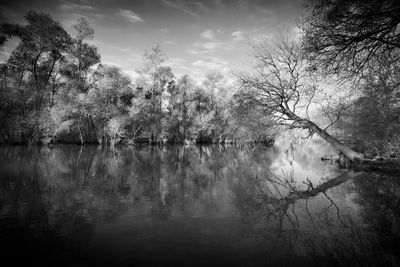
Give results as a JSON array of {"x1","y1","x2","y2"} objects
[{"x1": 0, "y1": 143, "x2": 399, "y2": 266}]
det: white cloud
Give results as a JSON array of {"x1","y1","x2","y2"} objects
[
  {"x1": 192, "y1": 57, "x2": 228, "y2": 71},
  {"x1": 162, "y1": 0, "x2": 199, "y2": 17},
  {"x1": 59, "y1": 2, "x2": 94, "y2": 12},
  {"x1": 198, "y1": 42, "x2": 221, "y2": 50},
  {"x1": 124, "y1": 70, "x2": 140, "y2": 81},
  {"x1": 232, "y1": 31, "x2": 245, "y2": 41},
  {"x1": 102, "y1": 60, "x2": 121, "y2": 66},
  {"x1": 201, "y1": 29, "x2": 214, "y2": 40},
  {"x1": 118, "y1": 9, "x2": 144, "y2": 23},
  {"x1": 160, "y1": 28, "x2": 170, "y2": 34},
  {"x1": 195, "y1": 2, "x2": 212, "y2": 13},
  {"x1": 186, "y1": 40, "x2": 234, "y2": 55},
  {"x1": 186, "y1": 48, "x2": 200, "y2": 55},
  {"x1": 167, "y1": 57, "x2": 190, "y2": 70},
  {"x1": 190, "y1": 42, "x2": 225, "y2": 53},
  {"x1": 162, "y1": 40, "x2": 174, "y2": 46}
]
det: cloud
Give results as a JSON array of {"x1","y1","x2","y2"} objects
[
  {"x1": 118, "y1": 9, "x2": 144, "y2": 23},
  {"x1": 197, "y1": 42, "x2": 225, "y2": 50},
  {"x1": 195, "y1": 1, "x2": 212, "y2": 13},
  {"x1": 201, "y1": 29, "x2": 215, "y2": 40},
  {"x1": 250, "y1": 32, "x2": 273, "y2": 42},
  {"x1": 59, "y1": 2, "x2": 95, "y2": 12},
  {"x1": 102, "y1": 60, "x2": 121, "y2": 66},
  {"x1": 187, "y1": 41, "x2": 228, "y2": 54},
  {"x1": 198, "y1": 42, "x2": 222, "y2": 50},
  {"x1": 124, "y1": 70, "x2": 140, "y2": 81},
  {"x1": 259, "y1": 8, "x2": 274, "y2": 15},
  {"x1": 162, "y1": 40, "x2": 174, "y2": 46},
  {"x1": 236, "y1": 0, "x2": 249, "y2": 11},
  {"x1": 162, "y1": 0, "x2": 199, "y2": 17},
  {"x1": 57, "y1": 2, "x2": 103, "y2": 28},
  {"x1": 186, "y1": 48, "x2": 200, "y2": 55},
  {"x1": 167, "y1": 57, "x2": 190, "y2": 70},
  {"x1": 232, "y1": 31, "x2": 245, "y2": 41},
  {"x1": 192, "y1": 57, "x2": 228, "y2": 70},
  {"x1": 160, "y1": 28, "x2": 170, "y2": 34}
]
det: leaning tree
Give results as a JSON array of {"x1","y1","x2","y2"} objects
[{"x1": 235, "y1": 36, "x2": 364, "y2": 161}]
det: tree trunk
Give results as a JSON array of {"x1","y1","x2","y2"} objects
[
  {"x1": 286, "y1": 110, "x2": 364, "y2": 161},
  {"x1": 77, "y1": 122, "x2": 84, "y2": 145},
  {"x1": 307, "y1": 120, "x2": 364, "y2": 161}
]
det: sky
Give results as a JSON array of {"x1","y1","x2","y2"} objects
[{"x1": 0, "y1": 0, "x2": 302, "y2": 83}]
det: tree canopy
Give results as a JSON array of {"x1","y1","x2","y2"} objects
[{"x1": 303, "y1": 0, "x2": 400, "y2": 76}]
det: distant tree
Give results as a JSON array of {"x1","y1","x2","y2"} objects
[
  {"x1": 229, "y1": 93, "x2": 276, "y2": 143},
  {"x1": 303, "y1": 0, "x2": 400, "y2": 76},
  {"x1": 164, "y1": 74, "x2": 194, "y2": 141},
  {"x1": 203, "y1": 71, "x2": 224, "y2": 112},
  {"x1": 89, "y1": 65, "x2": 132, "y2": 144},
  {"x1": 200, "y1": 71, "x2": 233, "y2": 143},
  {"x1": 136, "y1": 45, "x2": 168, "y2": 143},
  {"x1": 63, "y1": 17, "x2": 100, "y2": 94},
  {"x1": 188, "y1": 86, "x2": 213, "y2": 142}
]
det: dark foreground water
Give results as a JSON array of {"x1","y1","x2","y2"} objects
[{"x1": 0, "y1": 143, "x2": 399, "y2": 267}]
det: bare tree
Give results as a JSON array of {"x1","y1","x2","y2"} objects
[{"x1": 235, "y1": 36, "x2": 364, "y2": 161}]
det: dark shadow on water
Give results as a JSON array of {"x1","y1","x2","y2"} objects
[{"x1": 0, "y1": 144, "x2": 399, "y2": 266}]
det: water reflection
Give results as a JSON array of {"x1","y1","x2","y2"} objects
[{"x1": 0, "y1": 144, "x2": 399, "y2": 266}]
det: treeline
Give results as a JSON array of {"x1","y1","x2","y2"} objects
[
  {"x1": 1, "y1": 1, "x2": 400, "y2": 159},
  {"x1": 0, "y1": 12, "x2": 272, "y2": 145}
]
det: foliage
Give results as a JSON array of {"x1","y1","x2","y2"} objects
[
  {"x1": 302, "y1": 0, "x2": 400, "y2": 158},
  {"x1": 303, "y1": 0, "x2": 400, "y2": 76},
  {"x1": 0, "y1": 11, "x2": 275, "y2": 145}
]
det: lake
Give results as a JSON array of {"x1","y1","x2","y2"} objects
[{"x1": 0, "y1": 142, "x2": 399, "y2": 266}]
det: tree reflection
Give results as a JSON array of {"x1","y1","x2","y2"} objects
[
  {"x1": 0, "y1": 145, "x2": 399, "y2": 266},
  {"x1": 231, "y1": 158, "x2": 400, "y2": 267}
]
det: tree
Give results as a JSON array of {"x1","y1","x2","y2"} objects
[
  {"x1": 200, "y1": 71, "x2": 233, "y2": 143},
  {"x1": 89, "y1": 65, "x2": 132, "y2": 144},
  {"x1": 55, "y1": 17, "x2": 101, "y2": 144},
  {"x1": 341, "y1": 53, "x2": 400, "y2": 156},
  {"x1": 229, "y1": 93, "x2": 276, "y2": 143},
  {"x1": 236, "y1": 36, "x2": 364, "y2": 161},
  {"x1": 63, "y1": 17, "x2": 100, "y2": 94},
  {"x1": 188, "y1": 86, "x2": 213, "y2": 143},
  {"x1": 0, "y1": 11, "x2": 72, "y2": 144},
  {"x1": 303, "y1": 0, "x2": 400, "y2": 76},
  {"x1": 4, "y1": 11, "x2": 72, "y2": 111},
  {"x1": 164, "y1": 74, "x2": 194, "y2": 142},
  {"x1": 203, "y1": 71, "x2": 224, "y2": 112},
  {"x1": 136, "y1": 45, "x2": 167, "y2": 143}
]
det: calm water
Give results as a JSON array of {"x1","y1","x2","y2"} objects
[{"x1": 0, "y1": 143, "x2": 399, "y2": 266}]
